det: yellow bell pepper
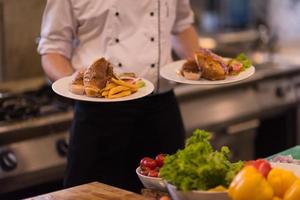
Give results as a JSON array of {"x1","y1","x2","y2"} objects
[
  {"x1": 272, "y1": 197, "x2": 282, "y2": 200},
  {"x1": 267, "y1": 168, "x2": 297, "y2": 198},
  {"x1": 208, "y1": 185, "x2": 227, "y2": 192},
  {"x1": 284, "y1": 179, "x2": 300, "y2": 200},
  {"x1": 228, "y1": 166, "x2": 274, "y2": 200}
]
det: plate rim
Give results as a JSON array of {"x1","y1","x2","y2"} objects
[
  {"x1": 52, "y1": 76, "x2": 154, "y2": 102},
  {"x1": 160, "y1": 59, "x2": 255, "y2": 85}
]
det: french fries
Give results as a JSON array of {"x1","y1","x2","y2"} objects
[
  {"x1": 109, "y1": 90, "x2": 132, "y2": 99},
  {"x1": 111, "y1": 78, "x2": 138, "y2": 90},
  {"x1": 108, "y1": 86, "x2": 130, "y2": 96},
  {"x1": 100, "y1": 78, "x2": 139, "y2": 99}
]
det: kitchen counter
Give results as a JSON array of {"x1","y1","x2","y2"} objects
[{"x1": 25, "y1": 182, "x2": 150, "y2": 200}]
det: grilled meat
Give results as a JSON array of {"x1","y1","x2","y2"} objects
[
  {"x1": 194, "y1": 48, "x2": 228, "y2": 80},
  {"x1": 83, "y1": 58, "x2": 114, "y2": 97}
]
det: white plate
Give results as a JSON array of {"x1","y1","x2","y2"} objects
[
  {"x1": 270, "y1": 162, "x2": 300, "y2": 177},
  {"x1": 160, "y1": 60, "x2": 255, "y2": 85},
  {"x1": 165, "y1": 183, "x2": 229, "y2": 200},
  {"x1": 52, "y1": 76, "x2": 154, "y2": 102}
]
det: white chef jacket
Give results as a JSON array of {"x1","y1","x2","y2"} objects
[{"x1": 38, "y1": 0, "x2": 194, "y2": 93}]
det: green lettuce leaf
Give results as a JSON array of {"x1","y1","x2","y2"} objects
[
  {"x1": 159, "y1": 129, "x2": 243, "y2": 191},
  {"x1": 235, "y1": 53, "x2": 252, "y2": 70}
]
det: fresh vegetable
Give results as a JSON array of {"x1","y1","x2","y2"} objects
[
  {"x1": 140, "y1": 157, "x2": 157, "y2": 170},
  {"x1": 271, "y1": 155, "x2": 300, "y2": 165},
  {"x1": 245, "y1": 159, "x2": 272, "y2": 178},
  {"x1": 284, "y1": 179, "x2": 300, "y2": 200},
  {"x1": 159, "y1": 129, "x2": 243, "y2": 191},
  {"x1": 267, "y1": 168, "x2": 297, "y2": 198},
  {"x1": 155, "y1": 154, "x2": 167, "y2": 167},
  {"x1": 135, "y1": 79, "x2": 145, "y2": 88},
  {"x1": 139, "y1": 167, "x2": 151, "y2": 176},
  {"x1": 139, "y1": 153, "x2": 167, "y2": 177},
  {"x1": 208, "y1": 185, "x2": 227, "y2": 192},
  {"x1": 234, "y1": 53, "x2": 252, "y2": 70},
  {"x1": 227, "y1": 59, "x2": 243, "y2": 75},
  {"x1": 148, "y1": 170, "x2": 159, "y2": 177},
  {"x1": 228, "y1": 166, "x2": 274, "y2": 200},
  {"x1": 229, "y1": 158, "x2": 300, "y2": 200}
]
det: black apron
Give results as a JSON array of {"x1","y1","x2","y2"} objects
[{"x1": 64, "y1": 90, "x2": 185, "y2": 192}]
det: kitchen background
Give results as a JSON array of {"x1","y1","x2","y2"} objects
[{"x1": 1, "y1": 0, "x2": 300, "y2": 199}]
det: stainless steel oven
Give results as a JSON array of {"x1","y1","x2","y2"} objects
[
  {"x1": 254, "y1": 76, "x2": 298, "y2": 158},
  {"x1": 175, "y1": 84, "x2": 260, "y2": 161},
  {"x1": 0, "y1": 84, "x2": 73, "y2": 199},
  {"x1": 175, "y1": 72, "x2": 299, "y2": 161}
]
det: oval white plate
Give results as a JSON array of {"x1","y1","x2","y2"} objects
[
  {"x1": 52, "y1": 76, "x2": 154, "y2": 102},
  {"x1": 165, "y1": 183, "x2": 229, "y2": 200},
  {"x1": 160, "y1": 60, "x2": 255, "y2": 85},
  {"x1": 270, "y1": 162, "x2": 300, "y2": 177}
]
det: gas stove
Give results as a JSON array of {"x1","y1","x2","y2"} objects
[
  {"x1": 0, "y1": 84, "x2": 72, "y2": 123},
  {"x1": 0, "y1": 84, "x2": 73, "y2": 198}
]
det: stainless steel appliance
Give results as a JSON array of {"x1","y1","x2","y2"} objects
[
  {"x1": 175, "y1": 71, "x2": 299, "y2": 161},
  {"x1": 0, "y1": 85, "x2": 73, "y2": 199},
  {"x1": 255, "y1": 76, "x2": 298, "y2": 158},
  {"x1": 176, "y1": 84, "x2": 260, "y2": 161}
]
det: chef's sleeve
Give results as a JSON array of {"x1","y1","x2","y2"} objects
[
  {"x1": 37, "y1": 0, "x2": 77, "y2": 59},
  {"x1": 171, "y1": 0, "x2": 195, "y2": 34}
]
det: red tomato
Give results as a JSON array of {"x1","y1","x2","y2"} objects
[
  {"x1": 245, "y1": 159, "x2": 272, "y2": 178},
  {"x1": 140, "y1": 157, "x2": 157, "y2": 170},
  {"x1": 232, "y1": 63, "x2": 242, "y2": 72},
  {"x1": 140, "y1": 165, "x2": 151, "y2": 172},
  {"x1": 121, "y1": 78, "x2": 135, "y2": 84},
  {"x1": 155, "y1": 154, "x2": 167, "y2": 167},
  {"x1": 254, "y1": 159, "x2": 272, "y2": 178},
  {"x1": 148, "y1": 170, "x2": 159, "y2": 177},
  {"x1": 154, "y1": 167, "x2": 160, "y2": 172},
  {"x1": 139, "y1": 169, "x2": 149, "y2": 176}
]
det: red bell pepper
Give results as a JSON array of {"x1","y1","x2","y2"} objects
[{"x1": 245, "y1": 159, "x2": 272, "y2": 178}]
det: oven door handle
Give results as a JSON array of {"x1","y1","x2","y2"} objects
[{"x1": 226, "y1": 119, "x2": 260, "y2": 135}]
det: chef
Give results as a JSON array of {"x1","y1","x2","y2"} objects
[{"x1": 38, "y1": 0, "x2": 200, "y2": 192}]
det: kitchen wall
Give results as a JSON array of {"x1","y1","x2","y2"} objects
[
  {"x1": 0, "y1": 0, "x2": 45, "y2": 82},
  {"x1": 190, "y1": 0, "x2": 253, "y2": 34}
]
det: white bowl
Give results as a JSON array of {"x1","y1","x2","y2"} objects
[
  {"x1": 270, "y1": 162, "x2": 300, "y2": 177},
  {"x1": 136, "y1": 167, "x2": 167, "y2": 191},
  {"x1": 165, "y1": 183, "x2": 230, "y2": 200}
]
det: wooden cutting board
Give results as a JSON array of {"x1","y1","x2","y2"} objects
[{"x1": 26, "y1": 182, "x2": 151, "y2": 200}]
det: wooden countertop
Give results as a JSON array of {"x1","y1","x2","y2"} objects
[{"x1": 26, "y1": 182, "x2": 151, "y2": 200}]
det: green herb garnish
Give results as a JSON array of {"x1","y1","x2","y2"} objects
[{"x1": 235, "y1": 53, "x2": 252, "y2": 70}]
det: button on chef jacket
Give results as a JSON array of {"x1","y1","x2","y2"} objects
[{"x1": 38, "y1": 0, "x2": 194, "y2": 93}]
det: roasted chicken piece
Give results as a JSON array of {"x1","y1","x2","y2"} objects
[
  {"x1": 194, "y1": 48, "x2": 228, "y2": 80},
  {"x1": 83, "y1": 58, "x2": 114, "y2": 97},
  {"x1": 69, "y1": 69, "x2": 85, "y2": 95}
]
